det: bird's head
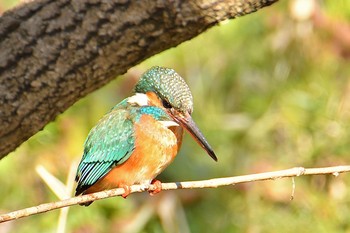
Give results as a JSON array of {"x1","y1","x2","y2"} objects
[{"x1": 130, "y1": 66, "x2": 217, "y2": 162}]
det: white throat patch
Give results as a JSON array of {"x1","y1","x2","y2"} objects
[
  {"x1": 127, "y1": 93, "x2": 149, "y2": 106},
  {"x1": 160, "y1": 120, "x2": 179, "y2": 128}
]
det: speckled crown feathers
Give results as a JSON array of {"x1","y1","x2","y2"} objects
[{"x1": 134, "y1": 66, "x2": 194, "y2": 114}]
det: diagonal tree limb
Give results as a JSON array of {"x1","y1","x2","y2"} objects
[
  {"x1": 0, "y1": 0, "x2": 278, "y2": 159},
  {"x1": 0, "y1": 165, "x2": 349, "y2": 223}
]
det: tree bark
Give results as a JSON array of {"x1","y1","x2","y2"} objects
[{"x1": 0, "y1": 0, "x2": 277, "y2": 159}]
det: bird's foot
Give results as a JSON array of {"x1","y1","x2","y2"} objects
[
  {"x1": 121, "y1": 185, "x2": 131, "y2": 198},
  {"x1": 149, "y1": 179, "x2": 162, "y2": 196}
]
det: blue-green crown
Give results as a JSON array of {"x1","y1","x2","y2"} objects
[{"x1": 134, "y1": 66, "x2": 194, "y2": 114}]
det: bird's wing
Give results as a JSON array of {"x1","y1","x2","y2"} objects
[{"x1": 75, "y1": 103, "x2": 135, "y2": 195}]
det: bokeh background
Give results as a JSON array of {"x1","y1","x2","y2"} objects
[{"x1": 1, "y1": 0, "x2": 350, "y2": 232}]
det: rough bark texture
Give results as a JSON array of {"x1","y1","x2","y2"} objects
[{"x1": 0, "y1": 0, "x2": 278, "y2": 159}]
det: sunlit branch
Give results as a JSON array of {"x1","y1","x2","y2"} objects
[{"x1": 1, "y1": 165, "x2": 349, "y2": 223}]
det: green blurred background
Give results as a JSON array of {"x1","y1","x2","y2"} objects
[{"x1": 1, "y1": 0, "x2": 350, "y2": 232}]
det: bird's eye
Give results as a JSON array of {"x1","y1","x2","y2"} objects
[{"x1": 162, "y1": 99, "x2": 172, "y2": 109}]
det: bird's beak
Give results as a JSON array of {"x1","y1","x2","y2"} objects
[{"x1": 170, "y1": 110, "x2": 217, "y2": 162}]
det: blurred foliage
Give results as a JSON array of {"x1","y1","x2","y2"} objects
[{"x1": 1, "y1": 0, "x2": 350, "y2": 232}]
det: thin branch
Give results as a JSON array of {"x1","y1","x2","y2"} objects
[{"x1": 1, "y1": 165, "x2": 350, "y2": 223}]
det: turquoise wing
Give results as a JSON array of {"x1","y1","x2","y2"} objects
[{"x1": 75, "y1": 102, "x2": 135, "y2": 195}]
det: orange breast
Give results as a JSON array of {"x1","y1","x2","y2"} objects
[{"x1": 85, "y1": 114, "x2": 183, "y2": 194}]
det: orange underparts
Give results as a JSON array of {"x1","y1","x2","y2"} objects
[{"x1": 84, "y1": 113, "x2": 184, "y2": 197}]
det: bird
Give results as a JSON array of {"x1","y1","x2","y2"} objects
[{"x1": 75, "y1": 66, "x2": 217, "y2": 206}]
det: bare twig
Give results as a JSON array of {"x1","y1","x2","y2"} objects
[{"x1": 1, "y1": 165, "x2": 350, "y2": 223}]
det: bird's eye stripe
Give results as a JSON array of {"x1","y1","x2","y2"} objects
[{"x1": 162, "y1": 99, "x2": 172, "y2": 108}]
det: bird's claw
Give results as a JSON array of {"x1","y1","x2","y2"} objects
[
  {"x1": 149, "y1": 179, "x2": 162, "y2": 196},
  {"x1": 121, "y1": 185, "x2": 131, "y2": 198}
]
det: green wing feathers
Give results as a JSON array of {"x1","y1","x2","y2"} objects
[{"x1": 75, "y1": 105, "x2": 135, "y2": 195}]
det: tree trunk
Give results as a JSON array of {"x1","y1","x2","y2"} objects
[{"x1": 0, "y1": 0, "x2": 277, "y2": 159}]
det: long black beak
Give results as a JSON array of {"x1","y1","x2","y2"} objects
[{"x1": 170, "y1": 110, "x2": 217, "y2": 162}]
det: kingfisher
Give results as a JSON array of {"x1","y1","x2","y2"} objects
[{"x1": 75, "y1": 66, "x2": 217, "y2": 206}]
